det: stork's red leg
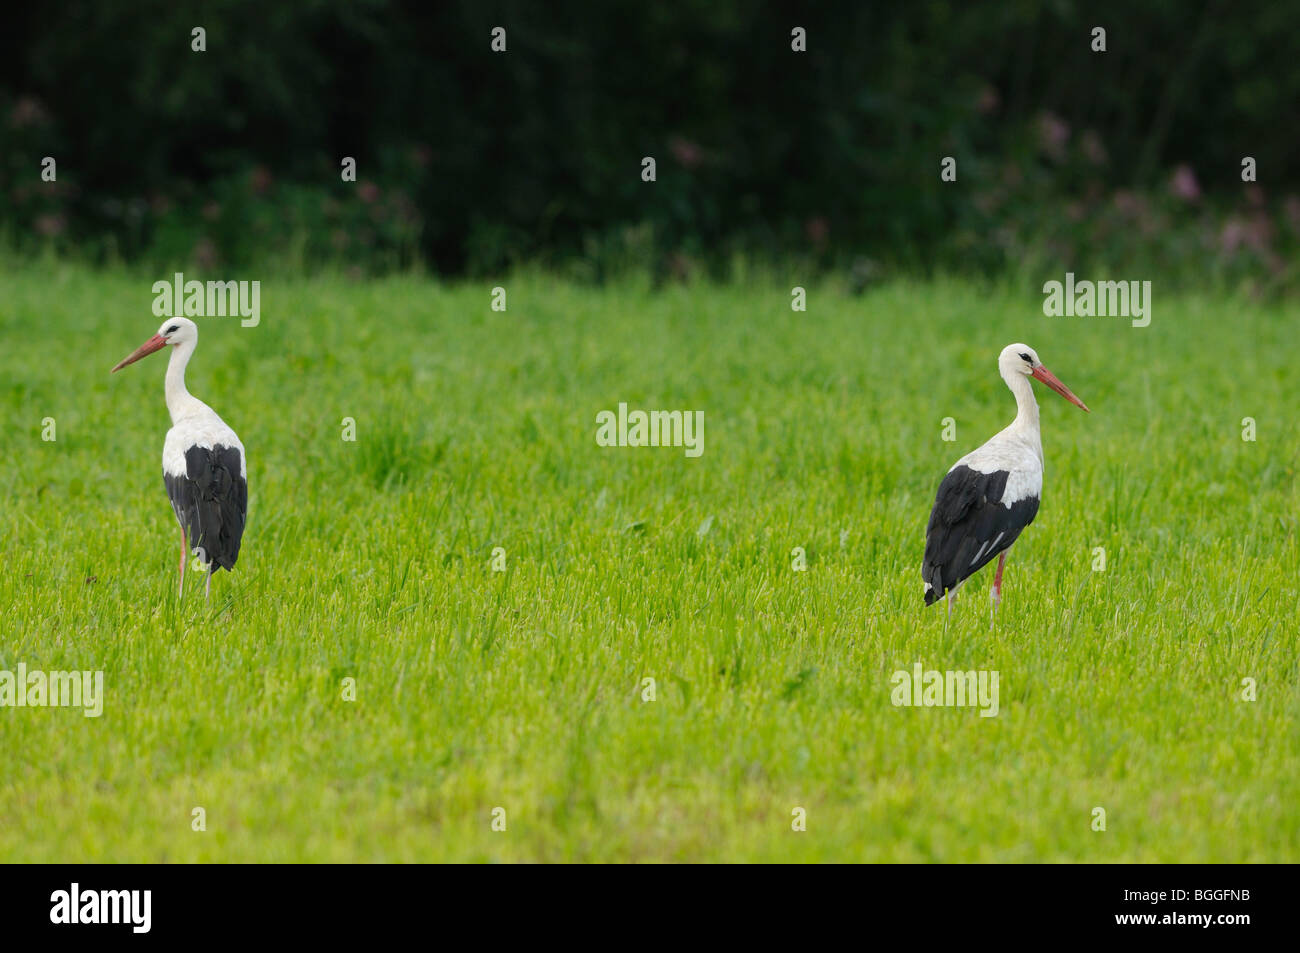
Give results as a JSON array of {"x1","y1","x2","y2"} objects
[{"x1": 992, "y1": 550, "x2": 1008, "y2": 607}]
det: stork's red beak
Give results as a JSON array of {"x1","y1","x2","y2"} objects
[
  {"x1": 111, "y1": 334, "x2": 167, "y2": 373},
  {"x1": 1031, "y1": 364, "x2": 1090, "y2": 412}
]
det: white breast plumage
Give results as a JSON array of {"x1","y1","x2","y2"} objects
[
  {"x1": 162, "y1": 408, "x2": 247, "y2": 479},
  {"x1": 950, "y1": 434, "x2": 1042, "y2": 507}
]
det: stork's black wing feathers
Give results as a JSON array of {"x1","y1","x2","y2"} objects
[
  {"x1": 164, "y1": 444, "x2": 247, "y2": 572},
  {"x1": 922, "y1": 465, "x2": 1038, "y2": 605}
]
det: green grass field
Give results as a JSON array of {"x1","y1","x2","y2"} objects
[{"x1": 2, "y1": 263, "x2": 1296, "y2": 862}]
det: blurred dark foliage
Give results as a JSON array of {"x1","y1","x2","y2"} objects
[{"x1": 1, "y1": 0, "x2": 1297, "y2": 286}]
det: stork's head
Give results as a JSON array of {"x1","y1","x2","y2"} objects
[
  {"x1": 999, "y1": 343, "x2": 1089, "y2": 412},
  {"x1": 111, "y1": 317, "x2": 198, "y2": 372}
]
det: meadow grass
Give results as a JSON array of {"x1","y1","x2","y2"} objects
[{"x1": 1, "y1": 262, "x2": 1296, "y2": 862}]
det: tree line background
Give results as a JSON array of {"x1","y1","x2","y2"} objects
[{"x1": 2, "y1": 0, "x2": 1297, "y2": 290}]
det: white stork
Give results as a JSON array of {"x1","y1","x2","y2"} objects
[
  {"x1": 112, "y1": 317, "x2": 248, "y2": 599},
  {"x1": 922, "y1": 343, "x2": 1088, "y2": 614}
]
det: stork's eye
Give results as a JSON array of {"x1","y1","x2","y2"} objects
[
  {"x1": 165, "y1": 325, "x2": 179, "y2": 334},
  {"x1": 1019, "y1": 352, "x2": 1032, "y2": 362}
]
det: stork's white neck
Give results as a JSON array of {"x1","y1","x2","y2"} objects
[
  {"x1": 1003, "y1": 365, "x2": 1041, "y2": 440},
  {"x1": 164, "y1": 339, "x2": 200, "y2": 423}
]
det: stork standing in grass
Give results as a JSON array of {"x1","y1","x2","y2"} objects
[
  {"x1": 922, "y1": 343, "x2": 1088, "y2": 615},
  {"x1": 112, "y1": 317, "x2": 247, "y2": 599}
]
